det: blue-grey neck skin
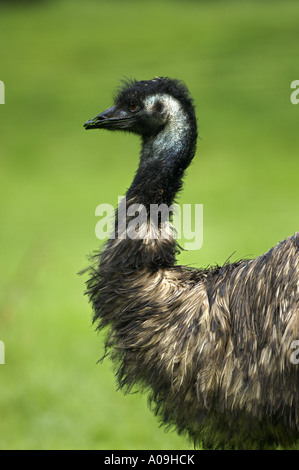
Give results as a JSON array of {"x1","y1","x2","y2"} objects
[
  {"x1": 129, "y1": 94, "x2": 197, "y2": 207},
  {"x1": 140, "y1": 94, "x2": 195, "y2": 166}
]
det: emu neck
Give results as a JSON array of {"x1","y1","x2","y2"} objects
[
  {"x1": 127, "y1": 106, "x2": 197, "y2": 207},
  {"x1": 104, "y1": 104, "x2": 197, "y2": 270}
]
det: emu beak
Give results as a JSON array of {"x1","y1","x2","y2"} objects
[{"x1": 84, "y1": 106, "x2": 117, "y2": 130}]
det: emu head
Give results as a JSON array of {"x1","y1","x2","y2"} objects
[{"x1": 84, "y1": 77, "x2": 196, "y2": 139}]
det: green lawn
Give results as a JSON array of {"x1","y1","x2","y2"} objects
[{"x1": 0, "y1": 0, "x2": 298, "y2": 449}]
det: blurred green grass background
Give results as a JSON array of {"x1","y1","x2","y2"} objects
[{"x1": 0, "y1": 0, "x2": 298, "y2": 450}]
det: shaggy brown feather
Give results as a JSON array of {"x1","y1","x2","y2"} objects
[{"x1": 87, "y1": 214, "x2": 299, "y2": 448}]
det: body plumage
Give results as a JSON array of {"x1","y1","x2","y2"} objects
[{"x1": 84, "y1": 77, "x2": 299, "y2": 449}]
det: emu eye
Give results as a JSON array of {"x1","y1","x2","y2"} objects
[
  {"x1": 129, "y1": 104, "x2": 138, "y2": 112},
  {"x1": 154, "y1": 101, "x2": 163, "y2": 113}
]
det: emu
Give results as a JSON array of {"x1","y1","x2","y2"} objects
[{"x1": 83, "y1": 77, "x2": 299, "y2": 449}]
